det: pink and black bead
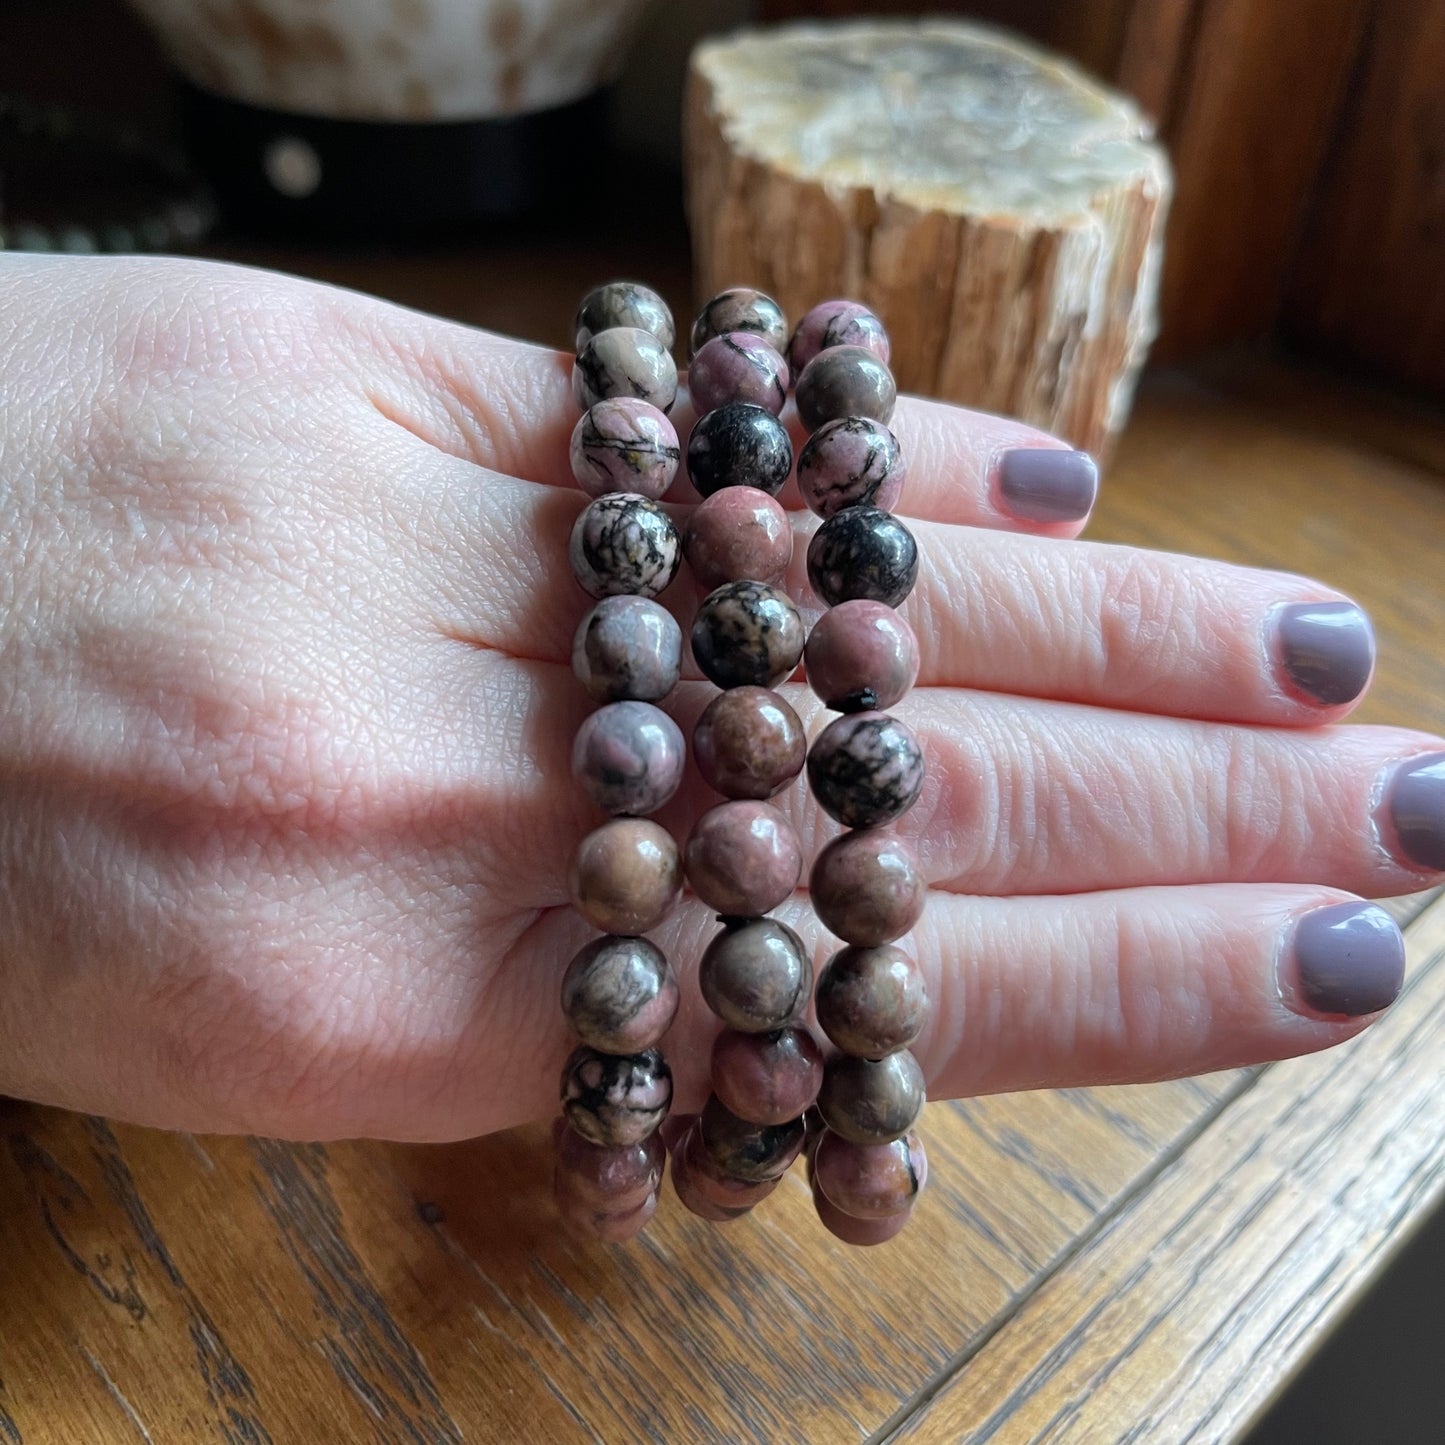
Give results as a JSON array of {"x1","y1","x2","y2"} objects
[
  {"x1": 673, "y1": 287, "x2": 827, "y2": 1227},
  {"x1": 789, "y1": 298, "x2": 932, "y2": 1243},
  {"x1": 556, "y1": 282, "x2": 684, "y2": 1242}
]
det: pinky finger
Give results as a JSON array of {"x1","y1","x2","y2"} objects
[{"x1": 914, "y1": 885, "x2": 1407, "y2": 1101}]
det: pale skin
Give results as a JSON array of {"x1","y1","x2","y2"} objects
[{"x1": 1, "y1": 254, "x2": 1440, "y2": 1142}]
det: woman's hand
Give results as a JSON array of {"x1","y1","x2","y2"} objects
[{"x1": 1, "y1": 255, "x2": 1440, "y2": 1141}]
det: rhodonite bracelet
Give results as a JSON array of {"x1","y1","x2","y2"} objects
[
  {"x1": 553, "y1": 282, "x2": 685, "y2": 1242},
  {"x1": 555, "y1": 282, "x2": 931, "y2": 1246}
]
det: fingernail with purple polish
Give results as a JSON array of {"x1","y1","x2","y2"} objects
[
  {"x1": 1287, "y1": 901, "x2": 1405, "y2": 1018},
  {"x1": 996, "y1": 449, "x2": 1099, "y2": 524},
  {"x1": 1273, "y1": 601, "x2": 1375, "y2": 706},
  {"x1": 1384, "y1": 752, "x2": 1445, "y2": 871}
]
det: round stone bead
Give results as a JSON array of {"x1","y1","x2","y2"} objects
[
  {"x1": 690, "y1": 287, "x2": 789, "y2": 359},
  {"x1": 572, "y1": 595, "x2": 682, "y2": 703},
  {"x1": 556, "y1": 1185, "x2": 659, "y2": 1243},
  {"x1": 806, "y1": 710, "x2": 925, "y2": 829},
  {"x1": 813, "y1": 1129, "x2": 926, "y2": 1219},
  {"x1": 807, "y1": 506, "x2": 918, "y2": 609},
  {"x1": 712, "y1": 1027, "x2": 824, "y2": 1125},
  {"x1": 698, "y1": 1093, "x2": 806, "y2": 1183},
  {"x1": 570, "y1": 399, "x2": 680, "y2": 500},
  {"x1": 693, "y1": 686, "x2": 805, "y2": 800},
  {"x1": 699, "y1": 917, "x2": 811, "y2": 1031},
  {"x1": 553, "y1": 1121, "x2": 666, "y2": 1211},
  {"x1": 689, "y1": 333, "x2": 789, "y2": 417},
  {"x1": 817, "y1": 1050, "x2": 925, "y2": 1146},
  {"x1": 686, "y1": 403, "x2": 793, "y2": 498},
  {"x1": 685, "y1": 800, "x2": 803, "y2": 917},
  {"x1": 795, "y1": 345, "x2": 897, "y2": 431},
  {"x1": 570, "y1": 818, "x2": 682, "y2": 935},
  {"x1": 816, "y1": 944, "x2": 928, "y2": 1058},
  {"x1": 561, "y1": 935, "x2": 679, "y2": 1054},
  {"x1": 787, "y1": 299, "x2": 891, "y2": 376},
  {"x1": 569, "y1": 493, "x2": 681, "y2": 600},
  {"x1": 811, "y1": 828, "x2": 925, "y2": 946},
  {"x1": 670, "y1": 1134, "x2": 749, "y2": 1222},
  {"x1": 571, "y1": 700, "x2": 685, "y2": 817},
  {"x1": 682, "y1": 488, "x2": 793, "y2": 590},
  {"x1": 574, "y1": 280, "x2": 675, "y2": 351},
  {"x1": 813, "y1": 1186, "x2": 911, "y2": 1246},
  {"x1": 691, "y1": 580, "x2": 805, "y2": 690},
  {"x1": 796, "y1": 417, "x2": 907, "y2": 517},
  {"x1": 561, "y1": 1045, "x2": 673, "y2": 1147},
  {"x1": 573, "y1": 327, "x2": 678, "y2": 413},
  {"x1": 674, "y1": 1126, "x2": 780, "y2": 1216},
  {"x1": 804, "y1": 599, "x2": 920, "y2": 712}
]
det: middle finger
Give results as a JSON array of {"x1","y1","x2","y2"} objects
[{"x1": 424, "y1": 470, "x2": 1378, "y2": 728}]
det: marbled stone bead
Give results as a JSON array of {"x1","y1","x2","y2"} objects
[
  {"x1": 571, "y1": 700, "x2": 685, "y2": 817},
  {"x1": 812, "y1": 1186, "x2": 911, "y2": 1246},
  {"x1": 787, "y1": 299, "x2": 891, "y2": 376},
  {"x1": 572, "y1": 595, "x2": 682, "y2": 703},
  {"x1": 689, "y1": 333, "x2": 790, "y2": 417},
  {"x1": 712, "y1": 1027, "x2": 824, "y2": 1125},
  {"x1": 561, "y1": 1045, "x2": 673, "y2": 1147},
  {"x1": 816, "y1": 1050, "x2": 925, "y2": 1146},
  {"x1": 699, "y1": 916, "x2": 811, "y2": 1031},
  {"x1": 796, "y1": 416, "x2": 907, "y2": 517},
  {"x1": 816, "y1": 944, "x2": 928, "y2": 1058},
  {"x1": 569, "y1": 818, "x2": 681, "y2": 935},
  {"x1": 574, "y1": 280, "x2": 675, "y2": 351},
  {"x1": 806, "y1": 506, "x2": 918, "y2": 609},
  {"x1": 813, "y1": 1129, "x2": 926, "y2": 1219},
  {"x1": 685, "y1": 800, "x2": 803, "y2": 917},
  {"x1": 556, "y1": 1184, "x2": 659, "y2": 1243},
  {"x1": 670, "y1": 1133, "x2": 751, "y2": 1222},
  {"x1": 569, "y1": 493, "x2": 681, "y2": 600},
  {"x1": 806, "y1": 710, "x2": 925, "y2": 829},
  {"x1": 691, "y1": 580, "x2": 805, "y2": 690},
  {"x1": 682, "y1": 488, "x2": 793, "y2": 590},
  {"x1": 561, "y1": 935, "x2": 679, "y2": 1054},
  {"x1": 686, "y1": 403, "x2": 793, "y2": 498},
  {"x1": 693, "y1": 686, "x2": 805, "y2": 800},
  {"x1": 553, "y1": 1121, "x2": 666, "y2": 1211},
  {"x1": 690, "y1": 287, "x2": 789, "y2": 359},
  {"x1": 570, "y1": 399, "x2": 680, "y2": 500},
  {"x1": 573, "y1": 327, "x2": 679, "y2": 414},
  {"x1": 698, "y1": 1093, "x2": 806, "y2": 1183},
  {"x1": 674, "y1": 1125, "x2": 781, "y2": 1215},
  {"x1": 811, "y1": 828, "x2": 925, "y2": 946},
  {"x1": 804, "y1": 599, "x2": 920, "y2": 712},
  {"x1": 795, "y1": 345, "x2": 897, "y2": 431}
]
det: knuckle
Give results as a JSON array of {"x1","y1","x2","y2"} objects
[{"x1": 1090, "y1": 553, "x2": 1192, "y2": 705}]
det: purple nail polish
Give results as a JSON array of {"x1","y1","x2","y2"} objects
[
  {"x1": 996, "y1": 449, "x2": 1099, "y2": 524},
  {"x1": 1385, "y1": 752, "x2": 1445, "y2": 870},
  {"x1": 1289, "y1": 901, "x2": 1404, "y2": 1018},
  {"x1": 1273, "y1": 601, "x2": 1375, "y2": 706}
]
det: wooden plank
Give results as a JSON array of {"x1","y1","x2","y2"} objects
[
  {"x1": 887, "y1": 890, "x2": 1445, "y2": 1443},
  {"x1": 0, "y1": 1078, "x2": 1232, "y2": 1443},
  {"x1": 1113, "y1": 0, "x2": 1200, "y2": 121},
  {"x1": 1151, "y1": 0, "x2": 1367, "y2": 358},
  {"x1": 1284, "y1": 0, "x2": 1445, "y2": 398}
]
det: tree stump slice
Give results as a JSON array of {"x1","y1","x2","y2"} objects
[{"x1": 684, "y1": 20, "x2": 1172, "y2": 459}]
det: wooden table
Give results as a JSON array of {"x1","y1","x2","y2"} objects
[{"x1": 1, "y1": 236, "x2": 1442, "y2": 1444}]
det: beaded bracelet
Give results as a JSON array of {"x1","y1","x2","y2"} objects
[{"x1": 556, "y1": 282, "x2": 930, "y2": 1247}]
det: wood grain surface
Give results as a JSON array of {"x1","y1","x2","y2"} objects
[
  {"x1": 1284, "y1": 0, "x2": 1445, "y2": 398},
  {"x1": 0, "y1": 245, "x2": 1443, "y2": 1443}
]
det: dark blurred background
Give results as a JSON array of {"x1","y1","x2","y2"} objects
[{"x1": 4, "y1": 0, "x2": 1443, "y2": 392}]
